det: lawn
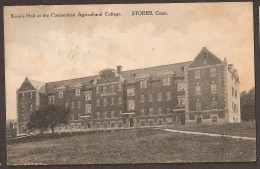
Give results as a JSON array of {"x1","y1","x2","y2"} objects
[{"x1": 7, "y1": 122, "x2": 256, "y2": 165}]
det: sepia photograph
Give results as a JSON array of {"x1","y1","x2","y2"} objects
[{"x1": 4, "y1": 2, "x2": 255, "y2": 165}]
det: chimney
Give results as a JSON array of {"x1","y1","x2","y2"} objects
[{"x1": 117, "y1": 65, "x2": 123, "y2": 73}]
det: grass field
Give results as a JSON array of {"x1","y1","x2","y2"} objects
[{"x1": 7, "y1": 122, "x2": 256, "y2": 165}]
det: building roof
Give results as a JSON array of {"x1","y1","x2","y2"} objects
[
  {"x1": 27, "y1": 78, "x2": 46, "y2": 93},
  {"x1": 189, "y1": 47, "x2": 223, "y2": 68},
  {"x1": 121, "y1": 61, "x2": 191, "y2": 83},
  {"x1": 45, "y1": 61, "x2": 191, "y2": 94}
]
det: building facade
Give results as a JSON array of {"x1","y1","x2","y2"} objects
[{"x1": 16, "y1": 47, "x2": 241, "y2": 134}]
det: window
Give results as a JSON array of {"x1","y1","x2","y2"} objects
[
  {"x1": 212, "y1": 116, "x2": 217, "y2": 122},
  {"x1": 166, "y1": 92, "x2": 171, "y2": 100},
  {"x1": 118, "y1": 97, "x2": 122, "y2": 104},
  {"x1": 96, "y1": 99, "x2": 100, "y2": 107},
  {"x1": 195, "y1": 85, "x2": 201, "y2": 95},
  {"x1": 195, "y1": 70, "x2": 200, "y2": 79},
  {"x1": 22, "y1": 93, "x2": 25, "y2": 100},
  {"x1": 118, "y1": 121, "x2": 123, "y2": 127},
  {"x1": 85, "y1": 91, "x2": 92, "y2": 101},
  {"x1": 178, "y1": 97, "x2": 185, "y2": 107},
  {"x1": 140, "y1": 95, "x2": 145, "y2": 103},
  {"x1": 103, "y1": 98, "x2": 107, "y2": 106},
  {"x1": 75, "y1": 88, "x2": 81, "y2": 96},
  {"x1": 149, "y1": 120, "x2": 154, "y2": 126},
  {"x1": 158, "y1": 119, "x2": 163, "y2": 125},
  {"x1": 103, "y1": 111, "x2": 107, "y2": 118},
  {"x1": 85, "y1": 104, "x2": 91, "y2": 114},
  {"x1": 235, "y1": 90, "x2": 237, "y2": 98},
  {"x1": 141, "y1": 120, "x2": 145, "y2": 126},
  {"x1": 118, "y1": 84, "x2": 122, "y2": 91},
  {"x1": 237, "y1": 105, "x2": 239, "y2": 113},
  {"x1": 210, "y1": 68, "x2": 216, "y2": 77},
  {"x1": 157, "y1": 93, "x2": 162, "y2": 102},
  {"x1": 141, "y1": 108, "x2": 145, "y2": 116},
  {"x1": 22, "y1": 105, "x2": 25, "y2": 111},
  {"x1": 58, "y1": 90, "x2": 63, "y2": 98},
  {"x1": 111, "y1": 111, "x2": 115, "y2": 118},
  {"x1": 21, "y1": 114, "x2": 25, "y2": 122},
  {"x1": 111, "y1": 98, "x2": 114, "y2": 105},
  {"x1": 127, "y1": 88, "x2": 135, "y2": 96},
  {"x1": 158, "y1": 107, "x2": 162, "y2": 114},
  {"x1": 111, "y1": 122, "x2": 115, "y2": 128},
  {"x1": 96, "y1": 86, "x2": 99, "y2": 94},
  {"x1": 118, "y1": 110, "x2": 122, "y2": 116},
  {"x1": 140, "y1": 80, "x2": 147, "y2": 88},
  {"x1": 162, "y1": 76, "x2": 171, "y2": 86},
  {"x1": 74, "y1": 113, "x2": 78, "y2": 120},
  {"x1": 71, "y1": 102, "x2": 74, "y2": 109},
  {"x1": 149, "y1": 108, "x2": 153, "y2": 115},
  {"x1": 128, "y1": 100, "x2": 135, "y2": 111},
  {"x1": 167, "y1": 107, "x2": 171, "y2": 113},
  {"x1": 232, "y1": 87, "x2": 234, "y2": 96},
  {"x1": 77, "y1": 101, "x2": 81, "y2": 108},
  {"x1": 149, "y1": 94, "x2": 153, "y2": 102},
  {"x1": 110, "y1": 85, "x2": 114, "y2": 92},
  {"x1": 211, "y1": 101, "x2": 217, "y2": 110},
  {"x1": 48, "y1": 96, "x2": 55, "y2": 104},
  {"x1": 196, "y1": 101, "x2": 201, "y2": 111},
  {"x1": 95, "y1": 112, "x2": 100, "y2": 119},
  {"x1": 211, "y1": 83, "x2": 217, "y2": 94},
  {"x1": 177, "y1": 83, "x2": 185, "y2": 91},
  {"x1": 29, "y1": 103, "x2": 32, "y2": 111},
  {"x1": 30, "y1": 92, "x2": 33, "y2": 99},
  {"x1": 65, "y1": 102, "x2": 69, "y2": 108},
  {"x1": 102, "y1": 86, "x2": 106, "y2": 93}
]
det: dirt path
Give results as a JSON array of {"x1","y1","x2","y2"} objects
[{"x1": 163, "y1": 129, "x2": 256, "y2": 141}]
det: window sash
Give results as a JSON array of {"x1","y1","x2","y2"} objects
[
  {"x1": 195, "y1": 70, "x2": 200, "y2": 79},
  {"x1": 196, "y1": 102, "x2": 201, "y2": 111}
]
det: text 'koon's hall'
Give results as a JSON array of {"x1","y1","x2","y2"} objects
[{"x1": 16, "y1": 47, "x2": 240, "y2": 134}]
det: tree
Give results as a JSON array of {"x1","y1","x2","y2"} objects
[
  {"x1": 240, "y1": 87, "x2": 255, "y2": 122},
  {"x1": 27, "y1": 104, "x2": 70, "y2": 133}
]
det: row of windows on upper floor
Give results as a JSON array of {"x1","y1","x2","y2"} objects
[
  {"x1": 19, "y1": 92, "x2": 33, "y2": 100},
  {"x1": 195, "y1": 82, "x2": 217, "y2": 95},
  {"x1": 55, "y1": 82, "x2": 186, "y2": 99},
  {"x1": 49, "y1": 91, "x2": 185, "y2": 108},
  {"x1": 194, "y1": 67, "x2": 217, "y2": 79},
  {"x1": 195, "y1": 98, "x2": 218, "y2": 111},
  {"x1": 21, "y1": 103, "x2": 33, "y2": 111}
]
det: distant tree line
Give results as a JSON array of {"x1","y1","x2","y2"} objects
[{"x1": 240, "y1": 87, "x2": 255, "y2": 122}]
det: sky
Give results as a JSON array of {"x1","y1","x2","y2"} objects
[{"x1": 4, "y1": 3, "x2": 254, "y2": 120}]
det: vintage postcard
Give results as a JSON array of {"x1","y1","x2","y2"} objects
[{"x1": 4, "y1": 2, "x2": 255, "y2": 165}]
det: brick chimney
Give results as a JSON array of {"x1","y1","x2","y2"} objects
[{"x1": 117, "y1": 65, "x2": 123, "y2": 73}]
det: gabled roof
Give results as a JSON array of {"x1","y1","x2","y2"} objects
[
  {"x1": 46, "y1": 75, "x2": 98, "y2": 94},
  {"x1": 189, "y1": 47, "x2": 223, "y2": 68},
  {"x1": 27, "y1": 78, "x2": 46, "y2": 93}
]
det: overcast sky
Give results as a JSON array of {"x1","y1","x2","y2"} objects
[{"x1": 4, "y1": 3, "x2": 254, "y2": 120}]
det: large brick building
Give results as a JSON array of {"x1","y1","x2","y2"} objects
[{"x1": 16, "y1": 47, "x2": 241, "y2": 134}]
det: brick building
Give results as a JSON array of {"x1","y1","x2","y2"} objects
[{"x1": 16, "y1": 47, "x2": 241, "y2": 134}]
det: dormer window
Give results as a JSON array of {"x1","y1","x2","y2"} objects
[
  {"x1": 75, "y1": 88, "x2": 81, "y2": 96},
  {"x1": 140, "y1": 80, "x2": 147, "y2": 88},
  {"x1": 162, "y1": 76, "x2": 171, "y2": 86},
  {"x1": 58, "y1": 90, "x2": 63, "y2": 98}
]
